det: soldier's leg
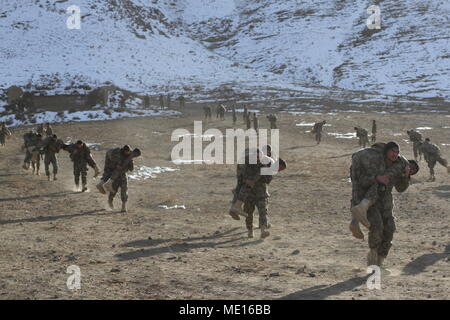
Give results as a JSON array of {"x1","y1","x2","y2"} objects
[
  {"x1": 436, "y1": 156, "x2": 449, "y2": 172},
  {"x1": 44, "y1": 154, "x2": 51, "y2": 179},
  {"x1": 256, "y1": 198, "x2": 270, "y2": 239},
  {"x1": 413, "y1": 143, "x2": 418, "y2": 160},
  {"x1": 52, "y1": 154, "x2": 58, "y2": 178},
  {"x1": 120, "y1": 177, "x2": 128, "y2": 212},
  {"x1": 108, "y1": 179, "x2": 121, "y2": 209},
  {"x1": 74, "y1": 164, "x2": 80, "y2": 187},
  {"x1": 428, "y1": 158, "x2": 436, "y2": 181},
  {"x1": 367, "y1": 205, "x2": 383, "y2": 266},
  {"x1": 243, "y1": 199, "x2": 256, "y2": 238},
  {"x1": 81, "y1": 164, "x2": 88, "y2": 192},
  {"x1": 378, "y1": 211, "x2": 396, "y2": 265}
]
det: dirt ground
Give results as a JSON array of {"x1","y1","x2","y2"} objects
[{"x1": 0, "y1": 107, "x2": 449, "y2": 300}]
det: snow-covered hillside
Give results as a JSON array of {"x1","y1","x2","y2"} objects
[{"x1": 0, "y1": 0, "x2": 449, "y2": 104}]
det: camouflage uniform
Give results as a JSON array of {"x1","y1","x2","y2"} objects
[
  {"x1": 312, "y1": 121, "x2": 326, "y2": 144},
  {"x1": 242, "y1": 164, "x2": 273, "y2": 232},
  {"x1": 371, "y1": 121, "x2": 377, "y2": 143},
  {"x1": 355, "y1": 127, "x2": 370, "y2": 148},
  {"x1": 37, "y1": 124, "x2": 44, "y2": 135},
  {"x1": 203, "y1": 106, "x2": 212, "y2": 120},
  {"x1": 232, "y1": 107, "x2": 237, "y2": 125},
  {"x1": 351, "y1": 144, "x2": 410, "y2": 258},
  {"x1": 0, "y1": 124, "x2": 12, "y2": 146},
  {"x1": 102, "y1": 148, "x2": 134, "y2": 203},
  {"x1": 44, "y1": 124, "x2": 53, "y2": 137},
  {"x1": 421, "y1": 140, "x2": 448, "y2": 178},
  {"x1": 253, "y1": 113, "x2": 258, "y2": 131},
  {"x1": 23, "y1": 131, "x2": 39, "y2": 168},
  {"x1": 267, "y1": 114, "x2": 277, "y2": 129},
  {"x1": 218, "y1": 105, "x2": 226, "y2": 120},
  {"x1": 243, "y1": 106, "x2": 248, "y2": 123},
  {"x1": 407, "y1": 130, "x2": 423, "y2": 160},
  {"x1": 40, "y1": 135, "x2": 62, "y2": 179},
  {"x1": 65, "y1": 143, "x2": 98, "y2": 188},
  {"x1": 246, "y1": 113, "x2": 252, "y2": 129}
]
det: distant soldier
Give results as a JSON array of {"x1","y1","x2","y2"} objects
[
  {"x1": 22, "y1": 130, "x2": 39, "y2": 170},
  {"x1": 30, "y1": 134, "x2": 43, "y2": 176},
  {"x1": 63, "y1": 140, "x2": 100, "y2": 192},
  {"x1": 167, "y1": 94, "x2": 171, "y2": 109},
  {"x1": 0, "y1": 122, "x2": 12, "y2": 147},
  {"x1": 355, "y1": 127, "x2": 370, "y2": 148},
  {"x1": 420, "y1": 138, "x2": 450, "y2": 181},
  {"x1": 41, "y1": 134, "x2": 63, "y2": 181},
  {"x1": 217, "y1": 104, "x2": 226, "y2": 120},
  {"x1": 44, "y1": 123, "x2": 53, "y2": 137},
  {"x1": 406, "y1": 129, "x2": 423, "y2": 161},
  {"x1": 159, "y1": 94, "x2": 164, "y2": 109},
  {"x1": 371, "y1": 120, "x2": 377, "y2": 143},
  {"x1": 267, "y1": 114, "x2": 277, "y2": 129},
  {"x1": 177, "y1": 95, "x2": 185, "y2": 109},
  {"x1": 232, "y1": 106, "x2": 237, "y2": 125},
  {"x1": 312, "y1": 121, "x2": 326, "y2": 145},
  {"x1": 203, "y1": 106, "x2": 212, "y2": 120},
  {"x1": 99, "y1": 145, "x2": 138, "y2": 212},
  {"x1": 253, "y1": 113, "x2": 258, "y2": 131},
  {"x1": 243, "y1": 106, "x2": 248, "y2": 123},
  {"x1": 246, "y1": 112, "x2": 252, "y2": 129},
  {"x1": 37, "y1": 123, "x2": 44, "y2": 135}
]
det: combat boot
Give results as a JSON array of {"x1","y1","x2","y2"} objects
[
  {"x1": 247, "y1": 228, "x2": 254, "y2": 238},
  {"x1": 96, "y1": 180, "x2": 106, "y2": 194},
  {"x1": 81, "y1": 184, "x2": 88, "y2": 192},
  {"x1": 229, "y1": 200, "x2": 247, "y2": 218},
  {"x1": 47, "y1": 175, "x2": 51, "y2": 181},
  {"x1": 75, "y1": 183, "x2": 79, "y2": 191},
  {"x1": 121, "y1": 202, "x2": 127, "y2": 213},
  {"x1": 260, "y1": 226, "x2": 270, "y2": 239},
  {"x1": 351, "y1": 199, "x2": 373, "y2": 229},
  {"x1": 367, "y1": 248, "x2": 379, "y2": 266},
  {"x1": 53, "y1": 173, "x2": 57, "y2": 181},
  {"x1": 349, "y1": 219, "x2": 364, "y2": 240},
  {"x1": 108, "y1": 198, "x2": 114, "y2": 210}
]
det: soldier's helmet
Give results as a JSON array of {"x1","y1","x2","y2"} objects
[
  {"x1": 122, "y1": 145, "x2": 131, "y2": 152},
  {"x1": 425, "y1": 138, "x2": 430, "y2": 142}
]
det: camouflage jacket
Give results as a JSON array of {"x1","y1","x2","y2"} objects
[
  {"x1": 355, "y1": 127, "x2": 368, "y2": 137},
  {"x1": 407, "y1": 130, "x2": 422, "y2": 142},
  {"x1": 240, "y1": 163, "x2": 273, "y2": 199},
  {"x1": 0, "y1": 126, "x2": 11, "y2": 138},
  {"x1": 422, "y1": 141, "x2": 440, "y2": 156},
  {"x1": 65, "y1": 143, "x2": 97, "y2": 167},
  {"x1": 40, "y1": 136, "x2": 63, "y2": 154},
  {"x1": 312, "y1": 122, "x2": 324, "y2": 133},
  {"x1": 23, "y1": 132, "x2": 39, "y2": 148},
  {"x1": 104, "y1": 148, "x2": 134, "y2": 176}
]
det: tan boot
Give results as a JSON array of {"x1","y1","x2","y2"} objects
[
  {"x1": 349, "y1": 219, "x2": 364, "y2": 240},
  {"x1": 260, "y1": 226, "x2": 270, "y2": 239},
  {"x1": 96, "y1": 180, "x2": 106, "y2": 194},
  {"x1": 367, "y1": 248, "x2": 379, "y2": 266},
  {"x1": 121, "y1": 202, "x2": 127, "y2": 213},
  {"x1": 108, "y1": 198, "x2": 114, "y2": 210},
  {"x1": 351, "y1": 199, "x2": 372, "y2": 229},
  {"x1": 247, "y1": 228, "x2": 254, "y2": 238}
]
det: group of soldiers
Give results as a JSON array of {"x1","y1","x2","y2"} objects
[{"x1": 12, "y1": 123, "x2": 139, "y2": 212}]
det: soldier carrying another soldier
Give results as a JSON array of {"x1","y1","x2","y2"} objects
[
  {"x1": 312, "y1": 120, "x2": 326, "y2": 145},
  {"x1": 419, "y1": 137, "x2": 450, "y2": 181},
  {"x1": 40, "y1": 134, "x2": 64, "y2": 181},
  {"x1": 354, "y1": 127, "x2": 370, "y2": 148},
  {"x1": 0, "y1": 122, "x2": 12, "y2": 147}
]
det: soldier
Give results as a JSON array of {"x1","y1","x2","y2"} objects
[
  {"x1": 253, "y1": 113, "x2": 258, "y2": 131},
  {"x1": 100, "y1": 145, "x2": 137, "y2": 212},
  {"x1": 0, "y1": 122, "x2": 12, "y2": 147},
  {"x1": 312, "y1": 121, "x2": 326, "y2": 145},
  {"x1": 167, "y1": 94, "x2": 171, "y2": 109},
  {"x1": 63, "y1": 140, "x2": 101, "y2": 192},
  {"x1": 371, "y1": 120, "x2": 377, "y2": 143},
  {"x1": 22, "y1": 130, "x2": 38, "y2": 169},
  {"x1": 420, "y1": 138, "x2": 450, "y2": 181},
  {"x1": 177, "y1": 95, "x2": 185, "y2": 109},
  {"x1": 267, "y1": 114, "x2": 278, "y2": 129},
  {"x1": 143, "y1": 95, "x2": 150, "y2": 108},
  {"x1": 218, "y1": 104, "x2": 226, "y2": 120},
  {"x1": 159, "y1": 94, "x2": 164, "y2": 109},
  {"x1": 406, "y1": 129, "x2": 423, "y2": 161},
  {"x1": 232, "y1": 106, "x2": 237, "y2": 125},
  {"x1": 354, "y1": 127, "x2": 370, "y2": 148},
  {"x1": 350, "y1": 142, "x2": 413, "y2": 267},
  {"x1": 246, "y1": 112, "x2": 252, "y2": 130},
  {"x1": 44, "y1": 123, "x2": 53, "y2": 137},
  {"x1": 203, "y1": 106, "x2": 212, "y2": 120},
  {"x1": 30, "y1": 134, "x2": 43, "y2": 175},
  {"x1": 41, "y1": 134, "x2": 63, "y2": 181},
  {"x1": 37, "y1": 123, "x2": 44, "y2": 135},
  {"x1": 243, "y1": 106, "x2": 248, "y2": 123},
  {"x1": 229, "y1": 148, "x2": 286, "y2": 239}
]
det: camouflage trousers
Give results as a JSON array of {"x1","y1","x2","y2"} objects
[
  {"x1": 243, "y1": 197, "x2": 269, "y2": 230},
  {"x1": 31, "y1": 151, "x2": 40, "y2": 173},
  {"x1": 359, "y1": 136, "x2": 369, "y2": 148},
  {"x1": 427, "y1": 154, "x2": 448, "y2": 175},
  {"x1": 0, "y1": 136, "x2": 5, "y2": 146},
  {"x1": 108, "y1": 175, "x2": 128, "y2": 202},
  {"x1": 74, "y1": 162, "x2": 88, "y2": 186},
  {"x1": 315, "y1": 132, "x2": 322, "y2": 144},
  {"x1": 44, "y1": 153, "x2": 58, "y2": 176},
  {"x1": 367, "y1": 193, "x2": 396, "y2": 258}
]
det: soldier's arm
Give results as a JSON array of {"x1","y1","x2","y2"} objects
[
  {"x1": 394, "y1": 176, "x2": 410, "y2": 193},
  {"x1": 127, "y1": 159, "x2": 134, "y2": 172}
]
